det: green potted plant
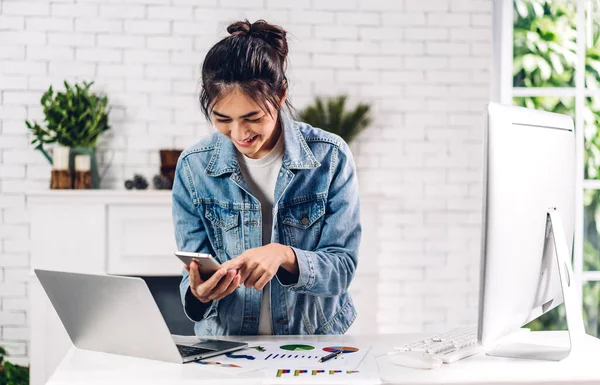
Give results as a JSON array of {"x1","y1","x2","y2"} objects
[
  {"x1": 0, "y1": 346, "x2": 29, "y2": 385},
  {"x1": 298, "y1": 95, "x2": 372, "y2": 144},
  {"x1": 25, "y1": 80, "x2": 111, "y2": 188}
]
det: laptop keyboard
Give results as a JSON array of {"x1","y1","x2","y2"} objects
[{"x1": 176, "y1": 344, "x2": 213, "y2": 358}]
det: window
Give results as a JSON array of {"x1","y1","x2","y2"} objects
[{"x1": 501, "y1": 0, "x2": 600, "y2": 336}]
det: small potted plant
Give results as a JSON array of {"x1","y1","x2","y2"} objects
[
  {"x1": 298, "y1": 95, "x2": 372, "y2": 144},
  {"x1": 0, "y1": 346, "x2": 29, "y2": 385},
  {"x1": 25, "y1": 80, "x2": 111, "y2": 189}
]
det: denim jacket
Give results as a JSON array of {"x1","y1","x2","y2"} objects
[{"x1": 172, "y1": 112, "x2": 361, "y2": 335}]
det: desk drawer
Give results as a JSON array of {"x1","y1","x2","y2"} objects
[{"x1": 107, "y1": 205, "x2": 181, "y2": 276}]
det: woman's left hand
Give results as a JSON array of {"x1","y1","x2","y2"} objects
[{"x1": 222, "y1": 243, "x2": 298, "y2": 290}]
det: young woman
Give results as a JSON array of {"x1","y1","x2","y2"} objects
[{"x1": 173, "y1": 19, "x2": 361, "y2": 336}]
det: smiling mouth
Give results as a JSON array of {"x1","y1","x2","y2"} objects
[
  {"x1": 240, "y1": 135, "x2": 257, "y2": 142},
  {"x1": 235, "y1": 135, "x2": 258, "y2": 146}
]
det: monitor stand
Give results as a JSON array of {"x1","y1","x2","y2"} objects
[{"x1": 486, "y1": 208, "x2": 586, "y2": 361}]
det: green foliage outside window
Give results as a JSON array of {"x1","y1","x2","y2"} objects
[
  {"x1": 513, "y1": 0, "x2": 577, "y2": 87},
  {"x1": 513, "y1": 0, "x2": 600, "y2": 336}
]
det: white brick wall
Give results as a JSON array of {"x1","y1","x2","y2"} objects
[{"x1": 0, "y1": 0, "x2": 491, "y2": 362}]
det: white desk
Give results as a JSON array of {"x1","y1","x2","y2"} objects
[{"x1": 47, "y1": 332, "x2": 600, "y2": 385}]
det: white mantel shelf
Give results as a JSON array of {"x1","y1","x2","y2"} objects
[{"x1": 26, "y1": 190, "x2": 172, "y2": 204}]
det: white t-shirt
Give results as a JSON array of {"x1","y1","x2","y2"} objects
[{"x1": 237, "y1": 132, "x2": 285, "y2": 335}]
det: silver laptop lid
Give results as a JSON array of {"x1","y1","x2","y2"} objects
[{"x1": 35, "y1": 269, "x2": 182, "y2": 363}]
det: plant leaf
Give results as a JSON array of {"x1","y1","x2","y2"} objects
[
  {"x1": 25, "y1": 80, "x2": 111, "y2": 147},
  {"x1": 299, "y1": 95, "x2": 372, "y2": 143}
]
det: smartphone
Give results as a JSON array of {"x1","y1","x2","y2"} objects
[{"x1": 175, "y1": 251, "x2": 222, "y2": 280}]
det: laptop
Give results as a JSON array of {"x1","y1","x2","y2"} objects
[{"x1": 35, "y1": 269, "x2": 247, "y2": 363}]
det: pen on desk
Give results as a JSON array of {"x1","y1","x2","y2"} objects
[{"x1": 318, "y1": 350, "x2": 343, "y2": 363}]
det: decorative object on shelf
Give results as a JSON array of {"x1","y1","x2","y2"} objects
[
  {"x1": 153, "y1": 174, "x2": 172, "y2": 190},
  {"x1": 70, "y1": 146, "x2": 101, "y2": 188},
  {"x1": 50, "y1": 145, "x2": 71, "y2": 189},
  {"x1": 125, "y1": 174, "x2": 148, "y2": 190},
  {"x1": 74, "y1": 154, "x2": 92, "y2": 189},
  {"x1": 298, "y1": 95, "x2": 372, "y2": 144},
  {"x1": 159, "y1": 149, "x2": 183, "y2": 186},
  {"x1": 0, "y1": 345, "x2": 30, "y2": 385},
  {"x1": 25, "y1": 80, "x2": 111, "y2": 189}
]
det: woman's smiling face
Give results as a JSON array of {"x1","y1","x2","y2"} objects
[{"x1": 211, "y1": 87, "x2": 283, "y2": 160}]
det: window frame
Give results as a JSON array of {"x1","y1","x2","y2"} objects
[{"x1": 495, "y1": 0, "x2": 589, "y2": 308}]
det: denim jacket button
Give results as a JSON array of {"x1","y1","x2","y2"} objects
[
  {"x1": 278, "y1": 319, "x2": 286, "y2": 324},
  {"x1": 301, "y1": 216, "x2": 309, "y2": 225}
]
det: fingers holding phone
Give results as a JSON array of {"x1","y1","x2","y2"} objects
[
  {"x1": 209, "y1": 267, "x2": 241, "y2": 300},
  {"x1": 188, "y1": 261, "x2": 241, "y2": 303}
]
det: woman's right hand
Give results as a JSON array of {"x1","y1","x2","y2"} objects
[{"x1": 185, "y1": 261, "x2": 241, "y2": 303}]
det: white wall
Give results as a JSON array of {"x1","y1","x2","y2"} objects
[{"x1": 0, "y1": 0, "x2": 492, "y2": 363}]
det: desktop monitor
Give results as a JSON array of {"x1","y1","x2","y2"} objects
[{"x1": 478, "y1": 102, "x2": 583, "y2": 360}]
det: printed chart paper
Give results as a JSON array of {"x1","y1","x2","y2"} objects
[
  {"x1": 268, "y1": 352, "x2": 381, "y2": 384},
  {"x1": 199, "y1": 341, "x2": 370, "y2": 371}
]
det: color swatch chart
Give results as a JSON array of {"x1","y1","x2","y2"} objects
[
  {"x1": 271, "y1": 366, "x2": 380, "y2": 384},
  {"x1": 276, "y1": 369, "x2": 361, "y2": 377}
]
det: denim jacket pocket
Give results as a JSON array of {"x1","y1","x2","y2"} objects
[
  {"x1": 314, "y1": 296, "x2": 356, "y2": 335},
  {"x1": 204, "y1": 205, "x2": 242, "y2": 258},
  {"x1": 280, "y1": 197, "x2": 326, "y2": 249}
]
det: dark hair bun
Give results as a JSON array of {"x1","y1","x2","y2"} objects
[
  {"x1": 226, "y1": 20, "x2": 251, "y2": 35},
  {"x1": 227, "y1": 19, "x2": 288, "y2": 60}
]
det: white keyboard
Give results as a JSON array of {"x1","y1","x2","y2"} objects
[{"x1": 394, "y1": 326, "x2": 482, "y2": 364}]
